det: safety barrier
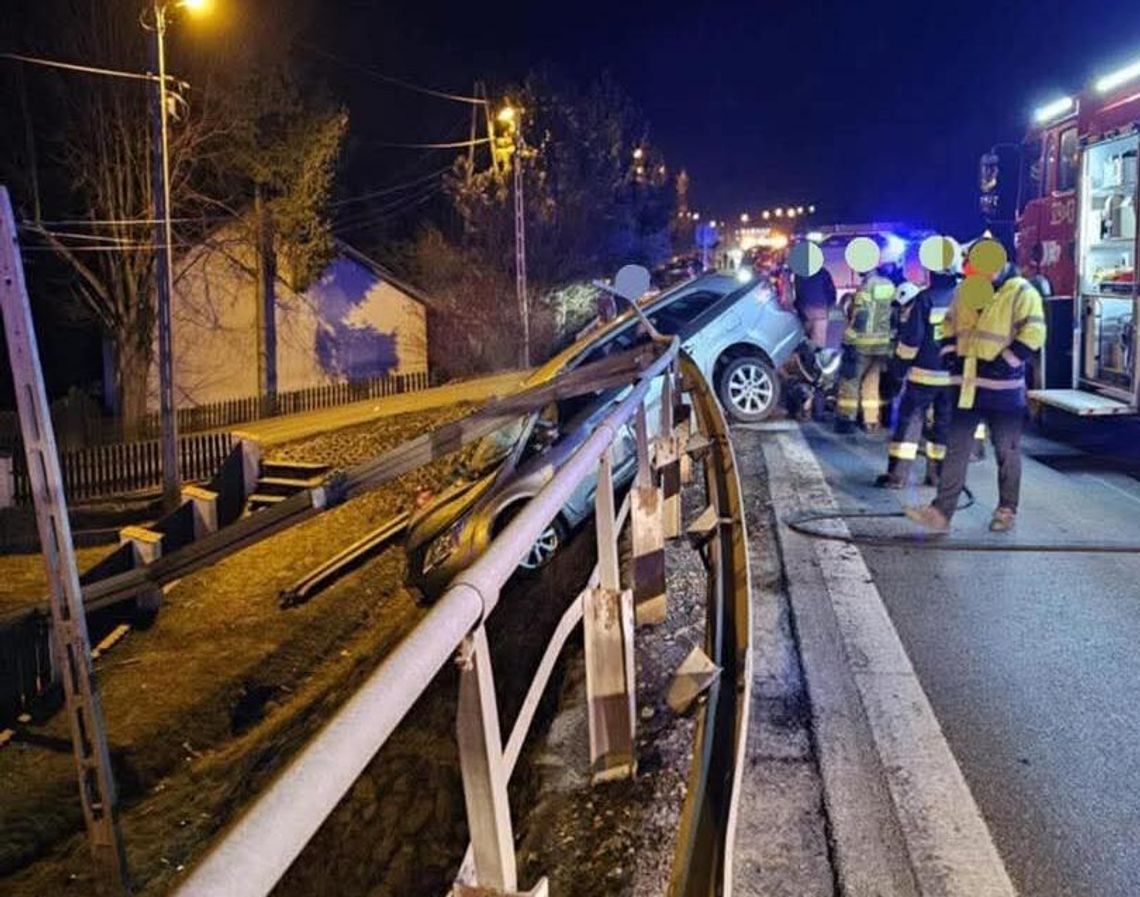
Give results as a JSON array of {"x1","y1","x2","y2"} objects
[{"x1": 173, "y1": 342, "x2": 753, "y2": 897}]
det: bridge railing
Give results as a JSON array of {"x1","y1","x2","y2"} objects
[{"x1": 172, "y1": 338, "x2": 752, "y2": 897}]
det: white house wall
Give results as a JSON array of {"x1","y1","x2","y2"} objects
[{"x1": 149, "y1": 238, "x2": 428, "y2": 410}]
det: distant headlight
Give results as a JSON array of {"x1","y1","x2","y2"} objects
[{"x1": 423, "y1": 528, "x2": 461, "y2": 573}]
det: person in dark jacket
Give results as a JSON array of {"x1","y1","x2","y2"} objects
[
  {"x1": 793, "y1": 266, "x2": 837, "y2": 348},
  {"x1": 906, "y1": 249, "x2": 1046, "y2": 533},
  {"x1": 876, "y1": 270, "x2": 958, "y2": 488}
]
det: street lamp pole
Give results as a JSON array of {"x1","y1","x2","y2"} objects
[
  {"x1": 512, "y1": 127, "x2": 529, "y2": 369},
  {"x1": 150, "y1": 1, "x2": 181, "y2": 509}
]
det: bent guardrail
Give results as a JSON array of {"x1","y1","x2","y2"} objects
[{"x1": 174, "y1": 338, "x2": 752, "y2": 897}]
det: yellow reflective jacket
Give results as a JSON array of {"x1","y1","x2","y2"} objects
[
  {"x1": 843, "y1": 274, "x2": 896, "y2": 354},
  {"x1": 940, "y1": 275, "x2": 1047, "y2": 409}
]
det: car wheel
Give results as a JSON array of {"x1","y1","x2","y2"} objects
[
  {"x1": 719, "y1": 355, "x2": 780, "y2": 422},
  {"x1": 493, "y1": 509, "x2": 568, "y2": 574}
]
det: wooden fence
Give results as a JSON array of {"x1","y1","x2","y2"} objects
[
  {"x1": 11, "y1": 431, "x2": 236, "y2": 505},
  {"x1": 0, "y1": 369, "x2": 433, "y2": 451}
]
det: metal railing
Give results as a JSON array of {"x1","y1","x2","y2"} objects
[{"x1": 174, "y1": 341, "x2": 753, "y2": 897}]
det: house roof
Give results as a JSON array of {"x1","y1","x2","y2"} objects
[{"x1": 333, "y1": 240, "x2": 434, "y2": 308}]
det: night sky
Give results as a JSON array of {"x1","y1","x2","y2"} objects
[{"x1": 308, "y1": 0, "x2": 1140, "y2": 237}]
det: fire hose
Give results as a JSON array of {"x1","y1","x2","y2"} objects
[{"x1": 785, "y1": 487, "x2": 1140, "y2": 552}]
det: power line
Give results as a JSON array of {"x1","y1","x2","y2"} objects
[
  {"x1": 329, "y1": 166, "x2": 451, "y2": 207},
  {"x1": 367, "y1": 137, "x2": 491, "y2": 150},
  {"x1": 0, "y1": 51, "x2": 165, "y2": 85},
  {"x1": 333, "y1": 182, "x2": 445, "y2": 231},
  {"x1": 298, "y1": 42, "x2": 486, "y2": 106}
]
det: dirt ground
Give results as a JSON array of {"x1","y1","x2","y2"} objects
[
  {"x1": 0, "y1": 405, "x2": 471, "y2": 895},
  {"x1": 513, "y1": 481, "x2": 709, "y2": 895}
]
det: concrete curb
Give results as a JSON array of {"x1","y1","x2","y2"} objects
[{"x1": 752, "y1": 422, "x2": 1017, "y2": 897}]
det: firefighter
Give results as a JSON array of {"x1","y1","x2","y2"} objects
[
  {"x1": 906, "y1": 245, "x2": 1046, "y2": 533},
  {"x1": 876, "y1": 268, "x2": 959, "y2": 488},
  {"x1": 835, "y1": 264, "x2": 896, "y2": 432}
]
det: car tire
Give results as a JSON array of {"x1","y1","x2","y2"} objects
[
  {"x1": 718, "y1": 355, "x2": 780, "y2": 422},
  {"x1": 493, "y1": 508, "x2": 568, "y2": 574}
]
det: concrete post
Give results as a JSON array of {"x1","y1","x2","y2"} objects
[
  {"x1": 0, "y1": 455, "x2": 12, "y2": 509},
  {"x1": 181, "y1": 485, "x2": 218, "y2": 539},
  {"x1": 119, "y1": 525, "x2": 163, "y2": 612}
]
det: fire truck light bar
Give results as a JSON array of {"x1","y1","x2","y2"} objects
[
  {"x1": 1033, "y1": 96, "x2": 1074, "y2": 123},
  {"x1": 1096, "y1": 58, "x2": 1140, "y2": 94}
]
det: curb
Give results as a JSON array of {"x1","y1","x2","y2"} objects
[{"x1": 752, "y1": 422, "x2": 1017, "y2": 897}]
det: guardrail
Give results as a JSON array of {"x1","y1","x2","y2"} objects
[{"x1": 173, "y1": 342, "x2": 753, "y2": 897}]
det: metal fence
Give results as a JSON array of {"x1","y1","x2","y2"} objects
[
  {"x1": 173, "y1": 341, "x2": 753, "y2": 897},
  {"x1": 11, "y1": 431, "x2": 236, "y2": 504},
  {"x1": 0, "y1": 370, "x2": 433, "y2": 451}
]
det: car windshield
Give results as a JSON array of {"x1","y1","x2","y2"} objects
[{"x1": 464, "y1": 415, "x2": 529, "y2": 476}]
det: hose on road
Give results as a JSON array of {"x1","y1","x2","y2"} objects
[{"x1": 785, "y1": 487, "x2": 1140, "y2": 553}]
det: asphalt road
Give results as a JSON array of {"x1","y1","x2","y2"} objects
[{"x1": 799, "y1": 419, "x2": 1140, "y2": 897}]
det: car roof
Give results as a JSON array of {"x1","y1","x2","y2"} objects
[{"x1": 528, "y1": 272, "x2": 743, "y2": 385}]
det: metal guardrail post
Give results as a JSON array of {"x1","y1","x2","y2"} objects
[
  {"x1": 632, "y1": 401, "x2": 666, "y2": 625},
  {"x1": 456, "y1": 624, "x2": 517, "y2": 892},
  {"x1": 657, "y1": 368, "x2": 682, "y2": 539},
  {"x1": 584, "y1": 444, "x2": 637, "y2": 783}
]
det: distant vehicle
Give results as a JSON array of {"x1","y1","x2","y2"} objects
[{"x1": 405, "y1": 270, "x2": 803, "y2": 600}]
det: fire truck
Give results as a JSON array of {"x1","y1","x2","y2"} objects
[{"x1": 980, "y1": 55, "x2": 1140, "y2": 416}]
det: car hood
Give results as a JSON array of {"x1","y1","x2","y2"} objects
[{"x1": 405, "y1": 473, "x2": 498, "y2": 553}]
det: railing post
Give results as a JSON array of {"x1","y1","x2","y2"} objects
[
  {"x1": 631, "y1": 401, "x2": 666, "y2": 625},
  {"x1": 456, "y1": 624, "x2": 517, "y2": 892},
  {"x1": 584, "y1": 445, "x2": 637, "y2": 782},
  {"x1": 656, "y1": 366, "x2": 682, "y2": 539}
]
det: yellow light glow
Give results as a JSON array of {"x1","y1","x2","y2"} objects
[
  {"x1": 632, "y1": 147, "x2": 644, "y2": 160},
  {"x1": 180, "y1": 0, "x2": 213, "y2": 14},
  {"x1": 775, "y1": 208, "x2": 784, "y2": 217},
  {"x1": 497, "y1": 105, "x2": 517, "y2": 125},
  {"x1": 740, "y1": 213, "x2": 750, "y2": 223},
  {"x1": 762, "y1": 210, "x2": 771, "y2": 220}
]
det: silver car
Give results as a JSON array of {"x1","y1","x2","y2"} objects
[{"x1": 405, "y1": 271, "x2": 803, "y2": 600}]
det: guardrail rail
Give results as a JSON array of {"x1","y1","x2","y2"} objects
[{"x1": 171, "y1": 340, "x2": 753, "y2": 897}]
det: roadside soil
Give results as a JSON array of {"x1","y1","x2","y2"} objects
[
  {"x1": 0, "y1": 405, "x2": 471, "y2": 895},
  {"x1": 514, "y1": 480, "x2": 709, "y2": 895}
]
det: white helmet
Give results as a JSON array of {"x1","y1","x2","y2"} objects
[{"x1": 895, "y1": 281, "x2": 921, "y2": 306}]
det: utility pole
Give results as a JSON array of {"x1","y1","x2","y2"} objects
[
  {"x1": 495, "y1": 104, "x2": 529, "y2": 369},
  {"x1": 149, "y1": 1, "x2": 182, "y2": 509},
  {"x1": 0, "y1": 186, "x2": 130, "y2": 892},
  {"x1": 254, "y1": 185, "x2": 278, "y2": 413},
  {"x1": 512, "y1": 128, "x2": 529, "y2": 369}
]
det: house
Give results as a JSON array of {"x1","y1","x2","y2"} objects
[{"x1": 149, "y1": 229, "x2": 429, "y2": 409}]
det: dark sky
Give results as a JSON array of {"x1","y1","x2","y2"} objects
[{"x1": 309, "y1": 0, "x2": 1140, "y2": 237}]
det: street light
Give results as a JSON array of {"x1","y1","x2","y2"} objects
[
  {"x1": 740, "y1": 212, "x2": 750, "y2": 224},
  {"x1": 496, "y1": 101, "x2": 529, "y2": 368},
  {"x1": 762, "y1": 210, "x2": 771, "y2": 220}
]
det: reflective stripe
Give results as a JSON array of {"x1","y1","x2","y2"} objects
[
  {"x1": 926, "y1": 442, "x2": 947, "y2": 461},
  {"x1": 974, "y1": 423, "x2": 987, "y2": 440},
  {"x1": 861, "y1": 398, "x2": 886, "y2": 408},
  {"x1": 896, "y1": 342, "x2": 919, "y2": 360},
  {"x1": 908, "y1": 367, "x2": 952, "y2": 386},
  {"x1": 889, "y1": 441, "x2": 919, "y2": 460},
  {"x1": 1014, "y1": 314, "x2": 1045, "y2": 328},
  {"x1": 837, "y1": 398, "x2": 859, "y2": 410},
  {"x1": 949, "y1": 376, "x2": 1025, "y2": 390},
  {"x1": 939, "y1": 344, "x2": 956, "y2": 356}
]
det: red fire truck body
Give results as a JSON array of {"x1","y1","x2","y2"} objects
[{"x1": 982, "y1": 58, "x2": 1140, "y2": 416}]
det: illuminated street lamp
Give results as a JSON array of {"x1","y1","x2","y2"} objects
[
  {"x1": 796, "y1": 205, "x2": 805, "y2": 215},
  {"x1": 775, "y1": 207, "x2": 784, "y2": 217},
  {"x1": 148, "y1": 0, "x2": 212, "y2": 509},
  {"x1": 808, "y1": 204, "x2": 816, "y2": 214},
  {"x1": 496, "y1": 102, "x2": 530, "y2": 367},
  {"x1": 740, "y1": 212, "x2": 750, "y2": 224},
  {"x1": 762, "y1": 210, "x2": 771, "y2": 220}
]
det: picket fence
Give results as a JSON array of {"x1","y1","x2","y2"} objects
[
  {"x1": 11, "y1": 431, "x2": 236, "y2": 505},
  {"x1": 0, "y1": 370, "x2": 433, "y2": 451}
]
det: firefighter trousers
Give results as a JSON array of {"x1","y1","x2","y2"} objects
[
  {"x1": 837, "y1": 352, "x2": 887, "y2": 426},
  {"x1": 933, "y1": 408, "x2": 1024, "y2": 521},
  {"x1": 887, "y1": 383, "x2": 952, "y2": 482}
]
